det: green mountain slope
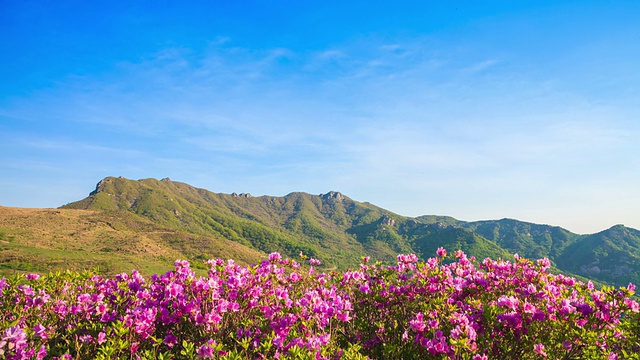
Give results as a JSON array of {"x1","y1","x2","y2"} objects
[
  {"x1": 416, "y1": 217, "x2": 580, "y2": 259},
  {"x1": 1, "y1": 175, "x2": 632, "y2": 288},
  {"x1": 556, "y1": 225, "x2": 640, "y2": 286},
  {"x1": 402, "y1": 221, "x2": 513, "y2": 261},
  {"x1": 416, "y1": 216, "x2": 638, "y2": 287},
  {"x1": 61, "y1": 177, "x2": 415, "y2": 268},
  {"x1": 61, "y1": 177, "x2": 513, "y2": 269},
  {"x1": 460, "y1": 219, "x2": 579, "y2": 260}
]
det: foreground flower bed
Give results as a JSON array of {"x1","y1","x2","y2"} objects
[{"x1": 1, "y1": 250, "x2": 640, "y2": 359}]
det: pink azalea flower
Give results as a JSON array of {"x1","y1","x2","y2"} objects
[
  {"x1": 26, "y1": 273, "x2": 40, "y2": 281},
  {"x1": 534, "y1": 343, "x2": 547, "y2": 358}
]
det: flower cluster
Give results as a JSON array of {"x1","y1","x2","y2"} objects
[
  {"x1": 1, "y1": 250, "x2": 639, "y2": 359},
  {"x1": 341, "y1": 250, "x2": 640, "y2": 359}
]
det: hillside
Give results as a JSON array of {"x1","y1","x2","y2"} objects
[
  {"x1": 1, "y1": 176, "x2": 638, "y2": 287},
  {"x1": 61, "y1": 177, "x2": 405, "y2": 268},
  {"x1": 0, "y1": 206, "x2": 264, "y2": 276},
  {"x1": 414, "y1": 216, "x2": 640, "y2": 285},
  {"x1": 59, "y1": 177, "x2": 518, "y2": 269},
  {"x1": 556, "y1": 225, "x2": 640, "y2": 285}
]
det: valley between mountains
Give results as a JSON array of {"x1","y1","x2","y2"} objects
[{"x1": 1, "y1": 176, "x2": 639, "y2": 287}]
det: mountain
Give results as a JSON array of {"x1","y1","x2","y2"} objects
[
  {"x1": 61, "y1": 177, "x2": 406, "y2": 268},
  {"x1": 415, "y1": 217, "x2": 581, "y2": 262},
  {"x1": 415, "y1": 217, "x2": 640, "y2": 286},
  {"x1": 1, "y1": 176, "x2": 638, "y2": 287},
  {"x1": 556, "y1": 225, "x2": 640, "y2": 286},
  {"x1": 59, "y1": 177, "x2": 516, "y2": 269}
]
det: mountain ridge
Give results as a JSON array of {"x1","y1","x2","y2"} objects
[
  {"x1": 79, "y1": 177, "x2": 631, "y2": 236},
  {"x1": 1, "y1": 176, "x2": 637, "y2": 287}
]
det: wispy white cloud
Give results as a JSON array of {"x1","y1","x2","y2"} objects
[
  {"x1": 461, "y1": 59, "x2": 500, "y2": 74},
  {"x1": 19, "y1": 138, "x2": 147, "y2": 157}
]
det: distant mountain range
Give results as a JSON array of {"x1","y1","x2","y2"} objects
[{"x1": 2, "y1": 176, "x2": 639, "y2": 287}]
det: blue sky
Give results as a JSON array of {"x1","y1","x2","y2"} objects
[{"x1": 1, "y1": 1, "x2": 639, "y2": 234}]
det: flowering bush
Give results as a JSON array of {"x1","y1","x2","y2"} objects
[{"x1": 1, "y1": 249, "x2": 639, "y2": 359}]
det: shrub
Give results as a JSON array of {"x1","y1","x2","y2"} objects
[{"x1": 1, "y1": 250, "x2": 639, "y2": 359}]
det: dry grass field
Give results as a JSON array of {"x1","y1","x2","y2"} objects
[{"x1": 0, "y1": 206, "x2": 265, "y2": 277}]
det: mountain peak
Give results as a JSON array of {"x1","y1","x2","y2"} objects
[
  {"x1": 600, "y1": 224, "x2": 639, "y2": 238},
  {"x1": 320, "y1": 191, "x2": 344, "y2": 201},
  {"x1": 90, "y1": 176, "x2": 119, "y2": 195}
]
